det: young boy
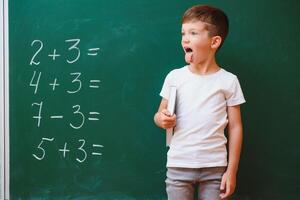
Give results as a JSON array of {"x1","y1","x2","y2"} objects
[{"x1": 154, "y1": 5, "x2": 246, "y2": 200}]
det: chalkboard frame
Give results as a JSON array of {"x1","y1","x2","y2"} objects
[
  {"x1": 0, "y1": 0, "x2": 4, "y2": 198},
  {"x1": 1, "y1": 0, "x2": 9, "y2": 199}
]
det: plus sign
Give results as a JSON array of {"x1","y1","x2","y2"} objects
[
  {"x1": 48, "y1": 49, "x2": 61, "y2": 60},
  {"x1": 59, "y1": 143, "x2": 70, "y2": 158},
  {"x1": 49, "y1": 78, "x2": 60, "y2": 91}
]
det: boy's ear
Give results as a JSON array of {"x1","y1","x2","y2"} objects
[{"x1": 211, "y1": 36, "x2": 222, "y2": 50}]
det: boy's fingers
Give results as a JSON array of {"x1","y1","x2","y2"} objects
[
  {"x1": 163, "y1": 120, "x2": 176, "y2": 126},
  {"x1": 220, "y1": 191, "x2": 227, "y2": 199},
  {"x1": 220, "y1": 176, "x2": 226, "y2": 190},
  {"x1": 163, "y1": 118, "x2": 176, "y2": 127},
  {"x1": 161, "y1": 109, "x2": 171, "y2": 116},
  {"x1": 221, "y1": 188, "x2": 231, "y2": 199},
  {"x1": 219, "y1": 175, "x2": 226, "y2": 199},
  {"x1": 220, "y1": 181, "x2": 231, "y2": 199},
  {"x1": 162, "y1": 115, "x2": 176, "y2": 122},
  {"x1": 160, "y1": 110, "x2": 176, "y2": 128},
  {"x1": 163, "y1": 123, "x2": 176, "y2": 129}
]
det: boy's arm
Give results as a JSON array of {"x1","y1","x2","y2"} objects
[
  {"x1": 156, "y1": 98, "x2": 168, "y2": 114},
  {"x1": 227, "y1": 105, "x2": 243, "y2": 174},
  {"x1": 154, "y1": 98, "x2": 176, "y2": 129},
  {"x1": 220, "y1": 104, "x2": 243, "y2": 199}
]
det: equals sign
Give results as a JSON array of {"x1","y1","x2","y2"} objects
[
  {"x1": 92, "y1": 144, "x2": 104, "y2": 156},
  {"x1": 88, "y1": 112, "x2": 100, "y2": 121},
  {"x1": 89, "y1": 80, "x2": 101, "y2": 88},
  {"x1": 87, "y1": 48, "x2": 100, "y2": 56}
]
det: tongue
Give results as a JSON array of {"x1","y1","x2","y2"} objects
[{"x1": 185, "y1": 52, "x2": 193, "y2": 63}]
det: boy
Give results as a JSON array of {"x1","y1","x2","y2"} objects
[{"x1": 154, "y1": 5, "x2": 246, "y2": 200}]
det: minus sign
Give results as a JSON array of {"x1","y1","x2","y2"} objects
[
  {"x1": 50, "y1": 116, "x2": 63, "y2": 119},
  {"x1": 90, "y1": 80, "x2": 101, "y2": 82},
  {"x1": 92, "y1": 152, "x2": 102, "y2": 156}
]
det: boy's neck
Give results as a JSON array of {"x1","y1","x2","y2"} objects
[{"x1": 188, "y1": 56, "x2": 220, "y2": 75}]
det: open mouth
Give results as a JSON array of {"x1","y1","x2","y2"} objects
[
  {"x1": 184, "y1": 47, "x2": 193, "y2": 63},
  {"x1": 185, "y1": 47, "x2": 193, "y2": 53}
]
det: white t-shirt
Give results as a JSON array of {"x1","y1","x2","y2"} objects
[{"x1": 159, "y1": 65, "x2": 246, "y2": 168}]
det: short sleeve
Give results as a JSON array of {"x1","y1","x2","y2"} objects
[
  {"x1": 159, "y1": 71, "x2": 172, "y2": 100},
  {"x1": 225, "y1": 76, "x2": 246, "y2": 106}
]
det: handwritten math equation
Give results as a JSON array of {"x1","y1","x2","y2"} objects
[
  {"x1": 32, "y1": 138, "x2": 103, "y2": 163},
  {"x1": 32, "y1": 102, "x2": 100, "y2": 129},
  {"x1": 30, "y1": 71, "x2": 101, "y2": 94},
  {"x1": 29, "y1": 38, "x2": 104, "y2": 163},
  {"x1": 30, "y1": 39, "x2": 100, "y2": 65}
]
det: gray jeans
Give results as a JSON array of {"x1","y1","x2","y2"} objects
[{"x1": 165, "y1": 166, "x2": 228, "y2": 200}]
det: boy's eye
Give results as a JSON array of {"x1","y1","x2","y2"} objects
[
  {"x1": 191, "y1": 31, "x2": 197, "y2": 35},
  {"x1": 181, "y1": 32, "x2": 185, "y2": 36}
]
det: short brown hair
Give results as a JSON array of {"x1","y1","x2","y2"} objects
[{"x1": 182, "y1": 5, "x2": 229, "y2": 50}]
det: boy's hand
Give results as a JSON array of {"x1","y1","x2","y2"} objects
[
  {"x1": 220, "y1": 170, "x2": 236, "y2": 199},
  {"x1": 155, "y1": 109, "x2": 176, "y2": 129}
]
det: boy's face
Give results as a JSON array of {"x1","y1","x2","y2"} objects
[{"x1": 181, "y1": 20, "x2": 218, "y2": 64}]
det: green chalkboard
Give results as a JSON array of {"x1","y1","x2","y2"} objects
[{"x1": 9, "y1": 0, "x2": 300, "y2": 199}]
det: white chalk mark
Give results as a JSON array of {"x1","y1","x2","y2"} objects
[
  {"x1": 88, "y1": 118, "x2": 99, "y2": 121},
  {"x1": 89, "y1": 112, "x2": 99, "y2": 115},
  {"x1": 65, "y1": 39, "x2": 81, "y2": 64},
  {"x1": 67, "y1": 72, "x2": 82, "y2": 94},
  {"x1": 89, "y1": 85, "x2": 99, "y2": 88},
  {"x1": 42, "y1": 137, "x2": 54, "y2": 141},
  {"x1": 48, "y1": 49, "x2": 61, "y2": 60},
  {"x1": 49, "y1": 78, "x2": 60, "y2": 91},
  {"x1": 32, "y1": 101, "x2": 43, "y2": 127},
  {"x1": 30, "y1": 40, "x2": 43, "y2": 65},
  {"x1": 70, "y1": 105, "x2": 85, "y2": 129},
  {"x1": 92, "y1": 152, "x2": 102, "y2": 156},
  {"x1": 50, "y1": 116, "x2": 63, "y2": 119},
  {"x1": 30, "y1": 71, "x2": 41, "y2": 94},
  {"x1": 59, "y1": 143, "x2": 70, "y2": 158},
  {"x1": 76, "y1": 139, "x2": 87, "y2": 163},
  {"x1": 89, "y1": 80, "x2": 101, "y2": 88},
  {"x1": 93, "y1": 144, "x2": 104, "y2": 147},
  {"x1": 32, "y1": 137, "x2": 54, "y2": 160},
  {"x1": 87, "y1": 48, "x2": 100, "y2": 56},
  {"x1": 92, "y1": 144, "x2": 104, "y2": 156},
  {"x1": 88, "y1": 112, "x2": 100, "y2": 121},
  {"x1": 89, "y1": 48, "x2": 100, "y2": 51}
]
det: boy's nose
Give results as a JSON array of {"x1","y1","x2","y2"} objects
[{"x1": 182, "y1": 36, "x2": 190, "y2": 43}]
